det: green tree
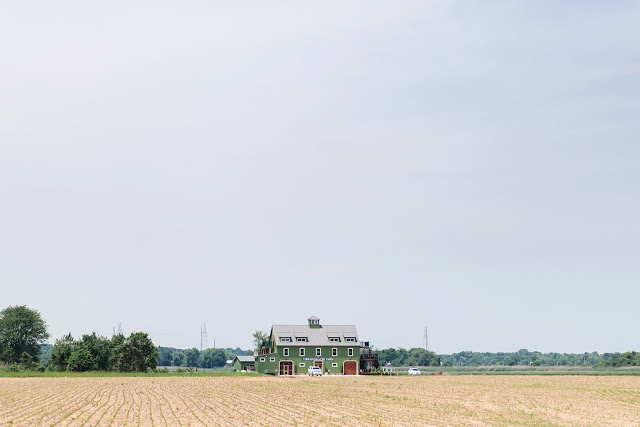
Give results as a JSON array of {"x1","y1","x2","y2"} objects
[
  {"x1": 67, "y1": 347, "x2": 95, "y2": 371},
  {"x1": 201, "y1": 348, "x2": 229, "y2": 368},
  {"x1": 80, "y1": 333, "x2": 113, "y2": 371},
  {"x1": 50, "y1": 333, "x2": 77, "y2": 371},
  {"x1": 0, "y1": 305, "x2": 50, "y2": 364},
  {"x1": 171, "y1": 351, "x2": 185, "y2": 367},
  {"x1": 184, "y1": 348, "x2": 200, "y2": 368},
  {"x1": 116, "y1": 332, "x2": 158, "y2": 372},
  {"x1": 252, "y1": 330, "x2": 269, "y2": 353}
]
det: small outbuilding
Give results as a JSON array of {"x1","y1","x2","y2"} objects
[{"x1": 233, "y1": 355, "x2": 255, "y2": 372}]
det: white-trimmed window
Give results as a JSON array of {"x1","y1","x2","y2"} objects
[
  {"x1": 345, "y1": 337, "x2": 357, "y2": 342},
  {"x1": 281, "y1": 337, "x2": 291, "y2": 342},
  {"x1": 296, "y1": 337, "x2": 308, "y2": 342},
  {"x1": 348, "y1": 348, "x2": 354, "y2": 357},
  {"x1": 299, "y1": 362, "x2": 305, "y2": 367},
  {"x1": 332, "y1": 348, "x2": 338, "y2": 357},
  {"x1": 316, "y1": 348, "x2": 321, "y2": 357},
  {"x1": 270, "y1": 357, "x2": 276, "y2": 362},
  {"x1": 332, "y1": 363, "x2": 338, "y2": 368},
  {"x1": 260, "y1": 357, "x2": 265, "y2": 362},
  {"x1": 283, "y1": 348, "x2": 289, "y2": 356},
  {"x1": 329, "y1": 337, "x2": 340, "y2": 342},
  {"x1": 300, "y1": 348, "x2": 305, "y2": 356}
]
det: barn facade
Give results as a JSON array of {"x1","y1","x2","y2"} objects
[{"x1": 255, "y1": 316, "x2": 360, "y2": 375}]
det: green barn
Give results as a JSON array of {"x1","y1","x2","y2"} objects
[
  {"x1": 233, "y1": 355, "x2": 255, "y2": 372},
  {"x1": 255, "y1": 316, "x2": 360, "y2": 375}
]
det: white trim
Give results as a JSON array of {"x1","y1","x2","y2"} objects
[
  {"x1": 332, "y1": 348, "x2": 337, "y2": 357},
  {"x1": 316, "y1": 348, "x2": 321, "y2": 357},
  {"x1": 332, "y1": 362, "x2": 338, "y2": 368},
  {"x1": 299, "y1": 362, "x2": 305, "y2": 367},
  {"x1": 283, "y1": 348, "x2": 289, "y2": 356},
  {"x1": 348, "y1": 348, "x2": 354, "y2": 357},
  {"x1": 260, "y1": 357, "x2": 265, "y2": 362},
  {"x1": 299, "y1": 348, "x2": 305, "y2": 357},
  {"x1": 270, "y1": 357, "x2": 276, "y2": 362}
]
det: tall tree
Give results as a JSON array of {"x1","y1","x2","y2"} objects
[
  {"x1": 0, "y1": 305, "x2": 50, "y2": 364},
  {"x1": 252, "y1": 330, "x2": 269, "y2": 353},
  {"x1": 50, "y1": 333, "x2": 77, "y2": 371},
  {"x1": 184, "y1": 348, "x2": 200, "y2": 368},
  {"x1": 116, "y1": 332, "x2": 158, "y2": 372},
  {"x1": 80, "y1": 333, "x2": 113, "y2": 371}
]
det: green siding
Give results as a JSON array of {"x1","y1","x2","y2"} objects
[
  {"x1": 233, "y1": 359, "x2": 255, "y2": 371},
  {"x1": 255, "y1": 345, "x2": 359, "y2": 375}
]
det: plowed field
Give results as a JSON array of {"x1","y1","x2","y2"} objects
[{"x1": 1, "y1": 375, "x2": 639, "y2": 425}]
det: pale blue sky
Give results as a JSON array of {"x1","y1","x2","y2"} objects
[{"x1": 1, "y1": 1, "x2": 638, "y2": 353}]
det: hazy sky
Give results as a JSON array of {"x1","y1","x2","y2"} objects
[{"x1": 1, "y1": 1, "x2": 638, "y2": 354}]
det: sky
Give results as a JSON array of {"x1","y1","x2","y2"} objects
[{"x1": 1, "y1": 1, "x2": 638, "y2": 354}]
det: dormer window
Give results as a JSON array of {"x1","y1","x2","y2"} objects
[
  {"x1": 308, "y1": 316, "x2": 321, "y2": 328},
  {"x1": 329, "y1": 337, "x2": 341, "y2": 343},
  {"x1": 345, "y1": 337, "x2": 357, "y2": 342},
  {"x1": 296, "y1": 337, "x2": 308, "y2": 343},
  {"x1": 281, "y1": 337, "x2": 291, "y2": 342}
]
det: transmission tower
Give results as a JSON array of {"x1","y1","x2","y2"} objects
[
  {"x1": 117, "y1": 322, "x2": 122, "y2": 335},
  {"x1": 201, "y1": 323, "x2": 208, "y2": 352},
  {"x1": 423, "y1": 326, "x2": 428, "y2": 351}
]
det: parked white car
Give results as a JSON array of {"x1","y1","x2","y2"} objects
[
  {"x1": 308, "y1": 366, "x2": 322, "y2": 376},
  {"x1": 408, "y1": 368, "x2": 421, "y2": 375}
]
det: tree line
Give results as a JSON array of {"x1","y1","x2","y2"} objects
[
  {"x1": 49, "y1": 332, "x2": 157, "y2": 372},
  {"x1": 376, "y1": 348, "x2": 441, "y2": 367},
  {"x1": 438, "y1": 349, "x2": 630, "y2": 367},
  {"x1": 0, "y1": 305, "x2": 157, "y2": 372},
  {"x1": 157, "y1": 346, "x2": 249, "y2": 369}
]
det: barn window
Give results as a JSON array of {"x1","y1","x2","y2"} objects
[
  {"x1": 345, "y1": 337, "x2": 357, "y2": 342},
  {"x1": 329, "y1": 337, "x2": 340, "y2": 342},
  {"x1": 299, "y1": 363, "x2": 305, "y2": 367},
  {"x1": 270, "y1": 357, "x2": 276, "y2": 362},
  {"x1": 332, "y1": 348, "x2": 337, "y2": 357},
  {"x1": 300, "y1": 348, "x2": 305, "y2": 357},
  {"x1": 283, "y1": 348, "x2": 289, "y2": 356},
  {"x1": 316, "y1": 348, "x2": 321, "y2": 357},
  {"x1": 296, "y1": 337, "x2": 308, "y2": 342},
  {"x1": 348, "y1": 348, "x2": 354, "y2": 357},
  {"x1": 332, "y1": 363, "x2": 338, "y2": 368},
  {"x1": 281, "y1": 337, "x2": 291, "y2": 342},
  {"x1": 260, "y1": 357, "x2": 265, "y2": 362}
]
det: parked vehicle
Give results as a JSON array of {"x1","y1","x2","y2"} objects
[
  {"x1": 408, "y1": 368, "x2": 421, "y2": 375},
  {"x1": 308, "y1": 366, "x2": 322, "y2": 376}
]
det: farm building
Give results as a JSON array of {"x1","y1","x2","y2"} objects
[
  {"x1": 255, "y1": 316, "x2": 365, "y2": 375},
  {"x1": 233, "y1": 355, "x2": 255, "y2": 372}
]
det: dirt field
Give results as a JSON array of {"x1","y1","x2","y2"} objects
[{"x1": 1, "y1": 375, "x2": 639, "y2": 425}]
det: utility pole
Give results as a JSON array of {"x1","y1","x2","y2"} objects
[
  {"x1": 423, "y1": 326, "x2": 428, "y2": 351},
  {"x1": 201, "y1": 323, "x2": 208, "y2": 352}
]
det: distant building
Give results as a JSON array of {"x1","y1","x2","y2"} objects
[
  {"x1": 255, "y1": 316, "x2": 360, "y2": 375},
  {"x1": 233, "y1": 355, "x2": 255, "y2": 372}
]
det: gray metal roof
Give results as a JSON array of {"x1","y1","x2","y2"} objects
[
  {"x1": 271, "y1": 324, "x2": 359, "y2": 347},
  {"x1": 235, "y1": 355, "x2": 255, "y2": 363}
]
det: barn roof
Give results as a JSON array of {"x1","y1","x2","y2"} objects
[
  {"x1": 235, "y1": 355, "x2": 255, "y2": 363},
  {"x1": 271, "y1": 324, "x2": 359, "y2": 347}
]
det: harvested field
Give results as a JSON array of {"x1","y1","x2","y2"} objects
[{"x1": 1, "y1": 375, "x2": 639, "y2": 425}]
